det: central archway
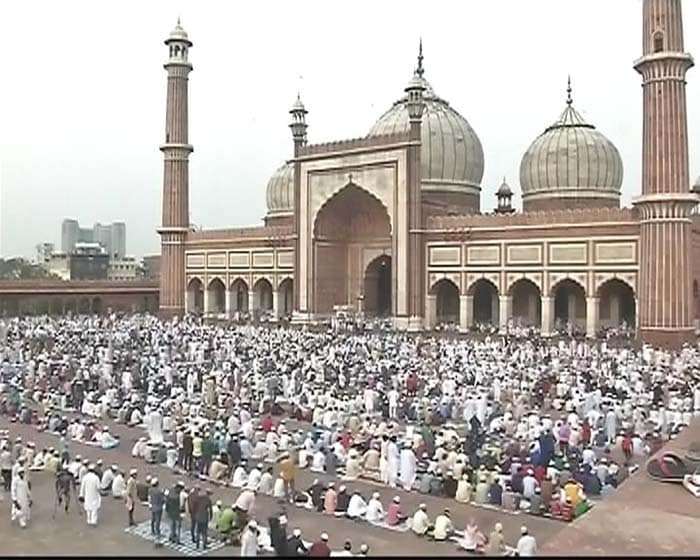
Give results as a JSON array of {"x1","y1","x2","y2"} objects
[
  {"x1": 364, "y1": 255, "x2": 392, "y2": 316},
  {"x1": 552, "y1": 278, "x2": 586, "y2": 331},
  {"x1": 313, "y1": 183, "x2": 392, "y2": 315}
]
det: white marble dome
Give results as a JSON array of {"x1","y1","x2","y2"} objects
[
  {"x1": 265, "y1": 162, "x2": 294, "y2": 217},
  {"x1": 368, "y1": 73, "x2": 484, "y2": 198},
  {"x1": 519, "y1": 90, "x2": 623, "y2": 206}
]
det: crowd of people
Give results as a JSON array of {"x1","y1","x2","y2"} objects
[{"x1": 1, "y1": 313, "x2": 699, "y2": 556}]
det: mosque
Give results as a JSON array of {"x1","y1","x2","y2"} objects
[{"x1": 158, "y1": 0, "x2": 700, "y2": 349}]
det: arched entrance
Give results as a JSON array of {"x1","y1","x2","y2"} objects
[
  {"x1": 92, "y1": 297, "x2": 103, "y2": 315},
  {"x1": 509, "y1": 278, "x2": 541, "y2": 327},
  {"x1": 186, "y1": 278, "x2": 204, "y2": 314},
  {"x1": 207, "y1": 278, "x2": 226, "y2": 316},
  {"x1": 253, "y1": 278, "x2": 273, "y2": 311},
  {"x1": 78, "y1": 297, "x2": 91, "y2": 314},
  {"x1": 364, "y1": 255, "x2": 392, "y2": 316},
  {"x1": 50, "y1": 298, "x2": 63, "y2": 316},
  {"x1": 431, "y1": 279, "x2": 460, "y2": 325},
  {"x1": 278, "y1": 278, "x2": 293, "y2": 317},
  {"x1": 230, "y1": 279, "x2": 249, "y2": 313},
  {"x1": 598, "y1": 279, "x2": 635, "y2": 330},
  {"x1": 552, "y1": 279, "x2": 586, "y2": 330},
  {"x1": 313, "y1": 183, "x2": 392, "y2": 315},
  {"x1": 469, "y1": 279, "x2": 498, "y2": 326}
]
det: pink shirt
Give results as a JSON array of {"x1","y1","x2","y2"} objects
[{"x1": 387, "y1": 502, "x2": 404, "y2": 526}]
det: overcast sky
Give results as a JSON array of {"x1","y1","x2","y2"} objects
[{"x1": 1, "y1": 0, "x2": 699, "y2": 259}]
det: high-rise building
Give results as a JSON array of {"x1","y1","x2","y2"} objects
[{"x1": 60, "y1": 219, "x2": 127, "y2": 260}]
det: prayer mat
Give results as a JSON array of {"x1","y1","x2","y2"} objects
[{"x1": 124, "y1": 520, "x2": 226, "y2": 557}]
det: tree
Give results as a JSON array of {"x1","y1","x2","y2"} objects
[{"x1": 0, "y1": 257, "x2": 60, "y2": 280}]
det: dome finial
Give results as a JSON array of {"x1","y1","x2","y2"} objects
[
  {"x1": 177, "y1": 15, "x2": 181, "y2": 25},
  {"x1": 566, "y1": 75, "x2": 573, "y2": 106},
  {"x1": 416, "y1": 38, "x2": 424, "y2": 78}
]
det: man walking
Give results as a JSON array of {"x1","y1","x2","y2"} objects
[{"x1": 11, "y1": 468, "x2": 31, "y2": 528}]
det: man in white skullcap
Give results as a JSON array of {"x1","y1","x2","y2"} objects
[{"x1": 516, "y1": 525, "x2": 537, "y2": 556}]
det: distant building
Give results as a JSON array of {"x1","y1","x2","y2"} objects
[
  {"x1": 35, "y1": 242, "x2": 55, "y2": 268},
  {"x1": 141, "y1": 255, "x2": 161, "y2": 280},
  {"x1": 108, "y1": 257, "x2": 138, "y2": 281},
  {"x1": 47, "y1": 253, "x2": 70, "y2": 280},
  {"x1": 61, "y1": 218, "x2": 126, "y2": 260},
  {"x1": 69, "y1": 243, "x2": 109, "y2": 280}
]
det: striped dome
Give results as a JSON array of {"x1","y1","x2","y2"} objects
[
  {"x1": 368, "y1": 74, "x2": 484, "y2": 198},
  {"x1": 519, "y1": 89, "x2": 623, "y2": 206},
  {"x1": 265, "y1": 162, "x2": 294, "y2": 217}
]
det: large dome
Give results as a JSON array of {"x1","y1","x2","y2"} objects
[
  {"x1": 368, "y1": 70, "x2": 484, "y2": 199},
  {"x1": 265, "y1": 162, "x2": 294, "y2": 217},
  {"x1": 519, "y1": 85, "x2": 623, "y2": 211}
]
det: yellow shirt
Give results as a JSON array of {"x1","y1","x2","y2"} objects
[{"x1": 564, "y1": 482, "x2": 581, "y2": 506}]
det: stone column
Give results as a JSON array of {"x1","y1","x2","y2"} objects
[
  {"x1": 528, "y1": 293, "x2": 538, "y2": 325},
  {"x1": 586, "y1": 296, "x2": 599, "y2": 338},
  {"x1": 248, "y1": 290, "x2": 256, "y2": 312},
  {"x1": 499, "y1": 295, "x2": 511, "y2": 334},
  {"x1": 272, "y1": 290, "x2": 280, "y2": 320},
  {"x1": 568, "y1": 293, "x2": 577, "y2": 327},
  {"x1": 610, "y1": 294, "x2": 620, "y2": 326},
  {"x1": 425, "y1": 295, "x2": 437, "y2": 329},
  {"x1": 225, "y1": 289, "x2": 232, "y2": 319},
  {"x1": 184, "y1": 288, "x2": 190, "y2": 315},
  {"x1": 459, "y1": 295, "x2": 471, "y2": 332},
  {"x1": 203, "y1": 288, "x2": 209, "y2": 317},
  {"x1": 541, "y1": 296, "x2": 553, "y2": 336}
]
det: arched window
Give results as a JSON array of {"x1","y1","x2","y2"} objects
[{"x1": 653, "y1": 31, "x2": 664, "y2": 53}]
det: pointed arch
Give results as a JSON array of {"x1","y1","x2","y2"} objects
[
  {"x1": 469, "y1": 278, "x2": 499, "y2": 326},
  {"x1": 278, "y1": 277, "x2": 294, "y2": 317},
  {"x1": 597, "y1": 278, "x2": 635, "y2": 329},
  {"x1": 552, "y1": 278, "x2": 586, "y2": 331},
  {"x1": 229, "y1": 278, "x2": 249, "y2": 312},
  {"x1": 430, "y1": 278, "x2": 460, "y2": 325},
  {"x1": 186, "y1": 277, "x2": 204, "y2": 314},
  {"x1": 253, "y1": 278, "x2": 273, "y2": 311},
  {"x1": 207, "y1": 277, "x2": 226, "y2": 316},
  {"x1": 509, "y1": 278, "x2": 541, "y2": 327},
  {"x1": 313, "y1": 183, "x2": 392, "y2": 315}
]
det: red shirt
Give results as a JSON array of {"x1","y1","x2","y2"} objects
[
  {"x1": 340, "y1": 432, "x2": 352, "y2": 450},
  {"x1": 261, "y1": 416, "x2": 274, "y2": 433},
  {"x1": 308, "y1": 542, "x2": 331, "y2": 557}
]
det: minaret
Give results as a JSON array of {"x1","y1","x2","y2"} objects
[
  {"x1": 634, "y1": 0, "x2": 695, "y2": 348},
  {"x1": 158, "y1": 19, "x2": 193, "y2": 318},
  {"x1": 405, "y1": 41, "x2": 426, "y2": 331},
  {"x1": 289, "y1": 93, "x2": 308, "y2": 315}
]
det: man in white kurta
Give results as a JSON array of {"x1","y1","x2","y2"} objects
[
  {"x1": 399, "y1": 446, "x2": 417, "y2": 491},
  {"x1": 386, "y1": 439, "x2": 400, "y2": 488},
  {"x1": 11, "y1": 469, "x2": 31, "y2": 528},
  {"x1": 80, "y1": 464, "x2": 102, "y2": 526}
]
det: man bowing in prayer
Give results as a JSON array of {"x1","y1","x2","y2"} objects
[{"x1": 80, "y1": 463, "x2": 102, "y2": 527}]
